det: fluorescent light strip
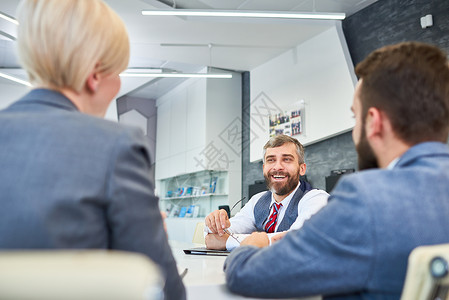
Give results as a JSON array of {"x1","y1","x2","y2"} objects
[
  {"x1": 142, "y1": 9, "x2": 345, "y2": 20},
  {"x1": 0, "y1": 72, "x2": 32, "y2": 87},
  {"x1": 0, "y1": 11, "x2": 19, "y2": 25},
  {"x1": 124, "y1": 68, "x2": 163, "y2": 73},
  {"x1": 0, "y1": 30, "x2": 16, "y2": 41},
  {"x1": 120, "y1": 72, "x2": 232, "y2": 79}
]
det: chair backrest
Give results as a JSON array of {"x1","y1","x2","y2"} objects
[
  {"x1": 401, "y1": 244, "x2": 449, "y2": 300},
  {"x1": 0, "y1": 250, "x2": 164, "y2": 300},
  {"x1": 192, "y1": 222, "x2": 205, "y2": 244}
]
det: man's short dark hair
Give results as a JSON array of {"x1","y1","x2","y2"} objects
[
  {"x1": 355, "y1": 42, "x2": 449, "y2": 145},
  {"x1": 263, "y1": 135, "x2": 305, "y2": 164}
]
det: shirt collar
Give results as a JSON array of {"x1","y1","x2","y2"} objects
[
  {"x1": 387, "y1": 157, "x2": 400, "y2": 170},
  {"x1": 270, "y1": 181, "x2": 301, "y2": 209}
]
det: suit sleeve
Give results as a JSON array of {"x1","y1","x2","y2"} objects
[
  {"x1": 105, "y1": 128, "x2": 186, "y2": 300},
  {"x1": 224, "y1": 176, "x2": 375, "y2": 298}
]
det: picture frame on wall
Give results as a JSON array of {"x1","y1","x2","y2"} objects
[{"x1": 269, "y1": 100, "x2": 305, "y2": 138}]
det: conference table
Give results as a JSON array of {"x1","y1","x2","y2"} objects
[{"x1": 169, "y1": 240, "x2": 321, "y2": 300}]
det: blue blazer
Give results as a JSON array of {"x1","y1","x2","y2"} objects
[
  {"x1": 225, "y1": 142, "x2": 449, "y2": 299},
  {"x1": 0, "y1": 89, "x2": 185, "y2": 300}
]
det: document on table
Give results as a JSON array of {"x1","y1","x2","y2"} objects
[{"x1": 183, "y1": 247, "x2": 230, "y2": 256}]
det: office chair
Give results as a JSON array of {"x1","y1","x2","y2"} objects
[
  {"x1": 0, "y1": 250, "x2": 164, "y2": 300},
  {"x1": 401, "y1": 244, "x2": 449, "y2": 300}
]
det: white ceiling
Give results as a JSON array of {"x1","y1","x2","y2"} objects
[{"x1": 0, "y1": 0, "x2": 377, "y2": 101}]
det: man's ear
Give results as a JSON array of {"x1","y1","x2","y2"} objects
[
  {"x1": 86, "y1": 70, "x2": 101, "y2": 93},
  {"x1": 365, "y1": 107, "x2": 383, "y2": 139},
  {"x1": 299, "y1": 163, "x2": 306, "y2": 176}
]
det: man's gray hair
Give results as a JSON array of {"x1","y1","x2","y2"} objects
[{"x1": 262, "y1": 135, "x2": 305, "y2": 164}]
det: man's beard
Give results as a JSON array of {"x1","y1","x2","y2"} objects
[
  {"x1": 264, "y1": 170, "x2": 300, "y2": 196},
  {"x1": 356, "y1": 128, "x2": 379, "y2": 170}
]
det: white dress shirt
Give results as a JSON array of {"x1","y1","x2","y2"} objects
[
  {"x1": 205, "y1": 181, "x2": 329, "y2": 250},
  {"x1": 387, "y1": 157, "x2": 400, "y2": 169}
]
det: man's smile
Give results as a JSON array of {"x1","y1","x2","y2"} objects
[{"x1": 271, "y1": 173, "x2": 288, "y2": 181}]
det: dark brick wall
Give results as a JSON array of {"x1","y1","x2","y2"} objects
[{"x1": 343, "y1": 0, "x2": 449, "y2": 65}]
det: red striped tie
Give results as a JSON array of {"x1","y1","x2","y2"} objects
[{"x1": 264, "y1": 203, "x2": 282, "y2": 233}]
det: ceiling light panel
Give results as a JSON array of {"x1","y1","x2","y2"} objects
[
  {"x1": 0, "y1": 11, "x2": 18, "y2": 25},
  {"x1": 142, "y1": 9, "x2": 345, "y2": 20}
]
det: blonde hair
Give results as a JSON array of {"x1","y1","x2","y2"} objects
[{"x1": 16, "y1": 0, "x2": 130, "y2": 92}]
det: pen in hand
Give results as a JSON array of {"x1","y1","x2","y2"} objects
[
  {"x1": 219, "y1": 197, "x2": 246, "y2": 244},
  {"x1": 223, "y1": 228, "x2": 240, "y2": 244}
]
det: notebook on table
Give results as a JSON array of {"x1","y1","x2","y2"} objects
[{"x1": 183, "y1": 247, "x2": 230, "y2": 256}]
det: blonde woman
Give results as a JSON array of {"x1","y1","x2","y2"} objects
[{"x1": 0, "y1": 1, "x2": 185, "y2": 299}]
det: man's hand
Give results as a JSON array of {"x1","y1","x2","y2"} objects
[
  {"x1": 240, "y1": 232, "x2": 270, "y2": 248},
  {"x1": 205, "y1": 233, "x2": 229, "y2": 250},
  {"x1": 205, "y1": 209, "x2": 230, "y2": 236},
  {"x1": 271, "y1": 231, "x2": 287, "y2": 243}
]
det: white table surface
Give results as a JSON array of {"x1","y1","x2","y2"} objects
[{"x1": 169, "y1": 240, "x2": 321, "y2": 300}]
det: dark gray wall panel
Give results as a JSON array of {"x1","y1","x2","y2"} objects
[{"x1": 304, "y1": 132, "x2": 357, "y2": 190}]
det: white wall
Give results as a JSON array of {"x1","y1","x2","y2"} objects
[
  {"x1": 0, "y1": 81, "x2": 29, "y2": 109},
  {"x1": 250, "y1": 24, "x2": 357, "y2": 162},
  {"x1": 105, "y1": 100, "x2": 119, "y2": 121}
]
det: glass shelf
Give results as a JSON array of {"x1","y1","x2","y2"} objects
[
  {"x1": 160, "y1": 193, "x2": 228, "y2": 201},
  {"x1": 157, "y1": 169, "x2": 229, "y2": 217}
]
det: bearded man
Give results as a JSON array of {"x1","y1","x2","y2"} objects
[
  {"x1": 224, "y1": 42, "x2": 449, "y2": 299},
  {"x1": 204, "y1": 134, "x2": 329, "y2": 250}
]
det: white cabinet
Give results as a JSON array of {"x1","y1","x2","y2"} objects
[
  {"x1": 155, "y1": 99, "x2": 171, "y2": 161},
  {"x1": 154, "y1": 69, "x2": 242, "y2": 214},
  {"x1": 186, "y1": 78, "x2": 206, "y2": 152},
  {"x1": 155, "y1": 71, "x2": 241, "y2": 177},
  {"x1": 155, "y1": 88, "x2": 188, "y2": 176},
  {"x1": 169, "y1": 88, "x2": 187, "y2": 157}
]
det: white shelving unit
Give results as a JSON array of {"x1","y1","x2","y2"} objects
[
  {"x1": 157, "y1": 170, "x2": 231, "y2": 243},
  {"x1": 157, "y1": 170, "x2": 228, "y2": 218}
]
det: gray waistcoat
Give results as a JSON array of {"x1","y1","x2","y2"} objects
[{"x1": 254, "y1": 180, "x2": 313, "y2": 232}]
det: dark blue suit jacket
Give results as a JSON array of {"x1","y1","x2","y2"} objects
[
  {"x1": 225, "y1": 142, "x2": 449, "y2": 299},
  {"x1": 0, "y1": 89, "x2": 185, "y2": 300}
]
